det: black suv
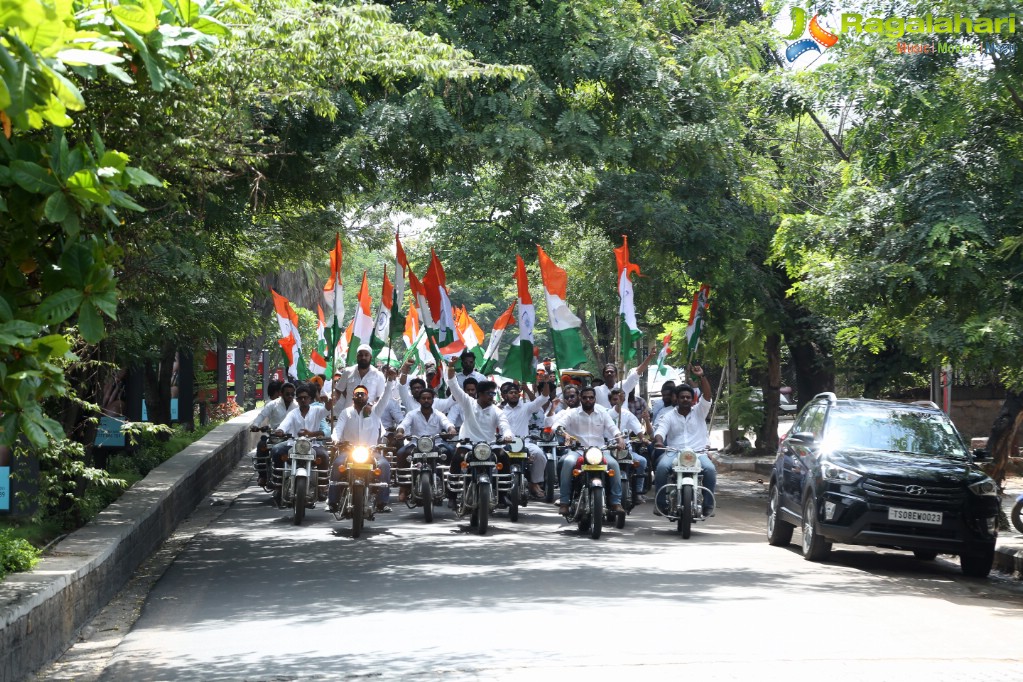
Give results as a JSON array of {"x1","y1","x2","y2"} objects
[{"x1": 766, "y1": 394, "x2": 999, "y2": 577}]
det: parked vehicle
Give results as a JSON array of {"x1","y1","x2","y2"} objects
[
  {"x1": 269, "y1": 435, "x2": 328, "y2": 525},
  {"x1": 655, "y1": 447, "x2": 714, "y2": 538},
  {"x1": 766, "y1": 394, "x2": 1000, "y2": 577},
  {"x1": 1012, "y1": 493, "x2": 1023, "y2": 534},
  {"x1": 396, "y1": 435, "x2": 450, "y2": 523}
]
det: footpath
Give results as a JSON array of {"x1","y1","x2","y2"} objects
[{"x1": 1, "y1": 414, "x2": 1021, "y2": 682}]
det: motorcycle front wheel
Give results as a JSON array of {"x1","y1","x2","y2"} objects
[
  {"x1": 293, "y1": 476, "x2": 307, "y2": 525},
  {"x1": 476, "y1": 483, "x2": 490, "y2": 535},
  {"x1": 508, "y1": 475, "x2": 520, "y2": 522},
  {"x1": 544, "y1": 459, "x2": 556, "y2": 503},
  {"x1": 589, "y1": 488, "x2": 603, "y2": 540},
  {"x1": 421, "y1": 475, "x2": 434, "y2": 524},
  {"x1": 679, "y1": 485, "x2": 693, "y2": 539},
  {"x1": 352, "y1": 485, "x2": 365, "y2": 538}
]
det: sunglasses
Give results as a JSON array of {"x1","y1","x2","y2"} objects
[{"x1": 353, "y1": 391, "x2": 368, "y2": 397}]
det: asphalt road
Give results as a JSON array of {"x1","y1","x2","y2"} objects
[{"x1": 40, "y1": 459, "x2": 1023, "y2": 681}]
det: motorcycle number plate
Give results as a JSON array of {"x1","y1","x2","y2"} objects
[
  {"x1": 888, "y1": 507, "x2": 942, "y2": 525},
  {"x1": 582, "y1": 465, "x2": 607, "y2": 471},
  {"x1": 349, "y1": 462, "x2": 373, "y2": 470},
  {"x1": 507, "y1": 453, "x2": 527, "y2": 459},
  {"x1": 469, "y1": 461, "x2": 493, "y2": 467}
]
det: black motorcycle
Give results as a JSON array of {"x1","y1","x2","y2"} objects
[
  {"x1": 562, "y1": 441, "x2": 620, "y2": 539},
  {"x1": 396, "y1": 435, "x2": 451, "y2": 523},
  {"x1": 501, "y1": 437, "x2": 528, "y2": 522},
  {"x1": 447, "y1": 439, "x2": 502, "y2": 535},
  {"x1": 532, "y1": 427, "x2": 559, "y2": 504},
  {"x1": 329, "y1": 441, "x2": 388, "y2": 538}
]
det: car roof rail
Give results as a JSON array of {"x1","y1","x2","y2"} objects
[
  {"x1": 813, "y1": 392, "x2": 838, "y2": 404},
  {"x1": 910, "y1": 400, "x2": 941, "y2": 409}
]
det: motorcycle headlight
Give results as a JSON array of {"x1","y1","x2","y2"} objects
[
  {"x1": 679, "y1": 449, "x2": 698, "y2": 468},
  {"x1": 351, "y1": 446, "x2": 370, "y2": 464},
  {"x1": 294, "y1": 438, "x2": 312, "y2": 455},
  {"x1": 615, "y1": 448, "x2": 630, "y2": 461},
  {"x1": 508, "y1": 436, "x2": 524, "y2": 453},
  {"x1": 968, "y1": 477, "x2": 998, "y2": 497},
  {"x1": 416, "y1": 436, "x2": 435, "y2": 453},
  {"x1": 473, "y1": 442, "x2": 492, "y2": 460},
  {"x1": 821, "y1": 461, "x2": 862, "y2": 485},
  {"x1": 584, "y1": 447, "x2": 603, "y2": 465}
]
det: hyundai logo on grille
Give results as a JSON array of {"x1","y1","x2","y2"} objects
[{"x1": 905, "y1": 485, "x2": 927, "y2": 496}]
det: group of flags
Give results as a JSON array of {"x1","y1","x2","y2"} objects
[{"x1": 269, "y1": 232, "x2": 712, "y2": 384}]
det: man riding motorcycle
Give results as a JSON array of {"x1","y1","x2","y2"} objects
[
  {"x1": 651, "y1": 365, "x2": 717, "y2": 517},
  {"x1": 552, "y1": 385, "x2": 627, "y2": 516},
  {"x1": 608, "y1": 387, "x2": 650, "y2": 504},
  {"x1": 499, "y1": 381, "x2": 552, "y2": 499},
  {"x1": 271, "y1": 384, "x2": 329, "y2": 494},
  {"x1": 327, "y1": 367, "x2": 398, "y2": 514},
  {"x1": 249, "y1": 381, "x2": 297, "y2": 487},
  {"x1": 394, "y1": 386, "x2": 457, "y2": 502}
]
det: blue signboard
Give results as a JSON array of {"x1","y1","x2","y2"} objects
[
  {"x1": 94, "y1": 399, "x2": 179, "y2": 448},
  {"x1": 0, "y1": 467, "x2": 10, "y2": 512}
]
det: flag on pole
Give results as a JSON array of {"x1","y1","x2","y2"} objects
[
  {"x1": 422, "y1": 249, "x2": 459, "y2": 350},
  {"x1": 656, "y1": 332, "x2": 672, "y2": 376},
  {"x1": 391, "y1": 232, "x2": 408, "y2": 338},
  {"x1": 537, "y1": 245, "x2": 588, "y2": 370},
  {"x1": 308, "y1": 349, "x2": 327, "y2": 376},
  {"x1": 456, "y1": 306, "x2": 487, "y2": 366},
  {"x1": 309, "y1": 305, "x2": 328, "y2": 375},
  {"x1": 480, "y1": 302, "x2": 515, "y2": 376},
  {"x1": 323, "y1": 233, "x2": 344, "y2": 365},
  {"x1": 614, "y1": 235, "x2": 643, "y2": 362},
  {"x1": 501, "y1": 255, "x2": 535, "y2": 382},
  {"x1": 370, "y1": 267, "x2": 394, "y2": 355},
  {"x1": 409, "y1": 269, "x2": 445, "y2": 372},
  {"x1": 271, "y1": 289, "x2": 302, "y2": 380},
  {"x1": 685, "y1": 284, "x2": 711, "y2": 363},
  {"x1": 346, "y1": 271, "x2": 375, "y2": 364}
]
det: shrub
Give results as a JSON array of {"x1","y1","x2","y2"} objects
[{"x1": 0, "y1": 529, "x2": 41, "y2": 580}]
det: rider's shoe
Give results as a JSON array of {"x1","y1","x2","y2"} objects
[
  {"x1": 703, "y1": 507, "x2": 715, "y2": 518},
  {"x1": 376, "y1": 504, "x2": 392, "y2": 513},
  {"x1": 634, "y1": 495, "x2": 647, "y2": 504},
  {"x1": 528, "y1": 484, "x2": 544, "y2": 499},
  {"x1": 611, "y1": 504, "x2": 625, "y2": 513},
  {"x1": 398, "y1": 488, "x2": 408, "y2": 503},
  {"x1": 652, "y1": 505, "x2": 663, "y2": 517},
  {"x1": 257, "y1": 476, "x2": 267, "y2": 488},
  {"x1": 558, "y1": 504, "x2": 570, "y2": 515},
  {"x1": 328, "y1": 502, "x2": 339, "y2": 513}
]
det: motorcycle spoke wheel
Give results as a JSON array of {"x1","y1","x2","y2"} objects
[
  {"x1": 1012, "y1": 499, "x2": 1023, "y2": 534},
  {"x1": 508, "y1": 479, "x2": 519, "y2": 522},
  {"x1": 679, "y1": 485, "x2": 693, "y2": 539},
  {"x1": 293, "y1": 477, "x2": 307, "y2": 525},
  {"x1": 352, "y1": 486, "x2": 365, "y2": 539},
  {"x1": 589, "y1": 489, "x2": 603, "y2": 540},
  {"x1": 421, "y1": 476, "x2": 434, "y2": 524},
  {"x1": 544, "y1": 460, "x2": 556, "y2": 503},
  {"x1": 477, "y1": 484, "x2": 490, "y2": 535}
]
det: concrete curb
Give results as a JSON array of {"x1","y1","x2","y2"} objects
[
  {"x1": 994, "y1": 540, "x2": 1023, "y2": 578},
  {"x1": 0, "y1": 414, "x2": 256, "y2": 682}
]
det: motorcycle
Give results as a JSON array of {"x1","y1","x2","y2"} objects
[
  {"x1": 330, "y1": 441, "x2": 389, "y2": 538},
  {"x1": 251, "y1": 426, "x2": 287, "y2": 493},
  {"x1": 396, "y1": 435, "x2": 451, "y2": 522},
  {"x1": 269, "y1": 434, "x2": 329, "y2": 525},
  {"x1": 502, "y1": 436, "x2": 528, "y2": 522},
  {"x1": 562, "y1": 440, "x2": 621, "y2": 540},
  {"x1": 656, "y1": 447, "x2": 715, "y2": 539},
  {"x1": 612, "y1": 439, "x2": 645, "y2": 524},
  {"x1": 1012, "y1": 493, "x2": 1023, "y2": 534},
  {"x1": 532, "y1": 427, "x2": 559, "y2": 504},
  {"x1": 447, "y1": 439, "x2": 505, "y2": 535}
]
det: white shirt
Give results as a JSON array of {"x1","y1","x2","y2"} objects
[
  {"x1": 334, "y1": 365, "x2": 386, "y2": 410},
  {"x1": 500, "y1": 395, "x2": 551, "y2": 437},
  {"x1": 449, "y1": 377, "x2": 513, "y2": 443},
  {"x1": 278, "y1": 405, "x2": 329, "y2": 436},
  {"x1": 399, "y1": 409, "x2": 454, "y2": 437},
  {"x1": 654, "y1": 397, "x2": 712, "y2": 450},
  {"x1": 331, "y1": 381, "x2": 396, "y2": 445},
  {"x1": 594, "y1": 368, "x2": 640, "y2": 409},
  {"x1": 454, "y1": 369, "x2": 487, "y2": 388},
  {"x1": 252, "y1": 397, "x2": 297, "y2": 429},
  {"x1": 552, "y1": 407, "x2": 621, "y2": 448},
  {"x1": 379, "y1": 397, "x2": 405, "y2": 430},
  {"x1": 610, "y1": 406, "x2": 643, "y2": 436}
]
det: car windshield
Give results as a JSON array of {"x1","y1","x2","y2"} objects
[{"x1": 822, "y1": 406, "x2": 970, "y2": 460}]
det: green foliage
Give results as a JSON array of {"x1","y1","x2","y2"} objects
[{"x1": 0, "y1": 528, "x2": 41, "y2": 579}]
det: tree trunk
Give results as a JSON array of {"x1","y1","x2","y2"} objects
[
  {"x1": 986, "y1": 390, "x2": 1023, "y2": 487},
  {"x1": 756, "y1": 333, "x2": 782, "y2": 455},
  {"x1": 143, "y1": 341, "x2": 177, "y2": 427},
  {"x1": 781, "y1": 295, "x2": 834, "y2": 409}
]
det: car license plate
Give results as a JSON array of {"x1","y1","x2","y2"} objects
[{"x1": 888, "y1": 507, "x2": 942, "y2": 525}]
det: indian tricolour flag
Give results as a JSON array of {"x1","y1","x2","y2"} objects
[
  {"x1": 656, "y1": 332, "x2": 672, "y2": 376},
  {"x1": 308, "y1": 305, "x2": 328, "y2": 375},
  {"x1": 391, "y1": 232, "x2": 408, "y2": 338},
  {"x1": 423, "y1": 250, "x2": 460, "y2": 351},
  {"x1": 402, "y1": 305, "x2": 433, "y2": 369},
  {"x1": 369, "y1": 267, "x2": 393, "y2": 355},
  {"x1": 480, "y1": 302, "x2": 515, "y2": 376},
  {"x1": 346, "y1": 271, "x2": 375, "y2": 364},
  {"x1": 323, "y1": 234, "x2": 344, "y2": 368},
  {"x1": 408, "y1": 269, "x2": 445, "y2": 373},
  {"x1": 271, "y1": 288, "x2": 302, "y2": 379},
  {"x1": 456, "y1": 306, "x2": 486, "y2": 366},
  {"x1": 537, "y1": 245, "x2": 588, "y2": 370},
  {"x1": 614, "y1": 235, "x2": 642, "y2": 362},
  {"x1": 685, "y1": 284, "x2": 711, "y2": 363},
  {"x1": 501, "y1": 255, "x2": 535, "y2": 382}
]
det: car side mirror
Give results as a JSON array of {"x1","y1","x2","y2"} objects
[
  {"x1": 972, "y1": 448, "x2": 989, "y2": 461},
  {"x1": 786, "y1": 432, "x2": 815, "y2": 445}
]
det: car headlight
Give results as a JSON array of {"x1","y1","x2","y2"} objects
[
  {"x1": 416, "y1": 436, "x2": 435, "y2": 453},
  {"x1": 294, "y1": 438, "x2": 312, "y2": 455},
  {"x1": 821, "y1": 461, "x2": 861, "y2": 484},
  {"x1": 351, "y1": 446, "x2": 370, "y2": 464},
  {"x1": 473, "y1": 442, "x2": 492, "y2": 460},
  {"x1": 968, "y1": 478, "x2": 998, "y2": 497},
  {"x1": 679, "y1": 450, "x2": 699, "y2": 468},
  {"x1": 584, "y1": 447, "x2": 603, "y2": 465}
]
